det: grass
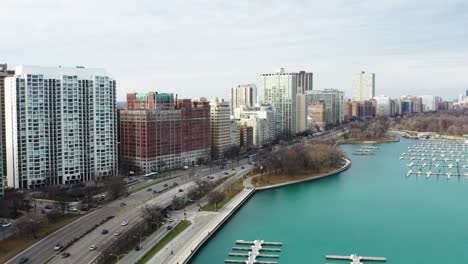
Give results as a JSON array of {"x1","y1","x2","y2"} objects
[
  {"x1": 252, "y1": 166, "x2": 341, "y2": 188},
  {"x1": 203, "y1": 178, "x2": 244, "y2": 211},
  {"x1": 137, "y1": 220, "x2": 192, "y2": 264},
  {"x1": 0, "y1": 214, "x2": 80, "y2": 263}
]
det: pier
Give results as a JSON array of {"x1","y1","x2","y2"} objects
[
  {"x1": 326, "y1": 254, "x2": 387, "y2": 264},
  {"x1": 225, "y1": 240, "x2": 283, "y2": 264}
]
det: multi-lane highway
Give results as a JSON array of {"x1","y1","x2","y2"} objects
[{"x1": 6, "y1": 161, "x2": 249, "y2": 264}]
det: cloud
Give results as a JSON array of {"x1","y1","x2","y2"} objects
[{"x1": 1, "y1": 0, "x2": 467, "y2": 100}]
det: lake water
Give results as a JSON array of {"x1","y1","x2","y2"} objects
[{"x1": 190, "y1": 138, "x2": 468, "y2": 263}]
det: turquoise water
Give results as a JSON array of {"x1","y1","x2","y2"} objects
[{"x1": 190, "y1": 139, "x2": 468, "y2": 263}]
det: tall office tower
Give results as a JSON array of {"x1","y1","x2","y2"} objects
[
  {"x1": 210, "y1": 98, "x2": 232, "y2": 159},
  {"x1": 306, "y1": 89, "x2": 344, "y2": 126},
  {"x1": 307, "y1": 101, "x2": 326, "y2": 130},
  {"x1": 374, "y1": 96, "x2": 392, "y2": 116},
  {"x1": 261, "y1": 68, "x2": 313, "y2": 136},
  {"x1": 0, "y1": 64, "x2": 15, "y2": 196},
  {"x1": 230, "y1": 84, "x2": 257, "y2": 114},
  {"x1": 120, "y1": 93, "x2": 211, "y2": 174},
  {"x1": 4, "y1": 66, "x2": 117, "y2": 189},
  {"x1": 352, "y1": 71, "x2": 375, "y2": 101}
]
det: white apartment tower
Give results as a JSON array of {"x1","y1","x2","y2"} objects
[
  {"x1": 5, "y1": 66, "x2": 117, "y2": 189},
  {"x1": 261, "y1": 68, "x2": 313, "y2": 137},
  {"x1": 230, "y1": 84, "x2": 257, "y2": 114},
  {"x1": 352, "y1": 71, "x2": 375, "y2": 101}
]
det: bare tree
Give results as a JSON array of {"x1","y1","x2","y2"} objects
[
  {"x1": 140, "y1": 205, "x2": 164, "y2": 229},
  {"x1": 105, "y1": 176, "x2": 128, "y2": 200},
  {"x1": 208, "y1": 191, "x2": 225, "y2": 211},
  {"x1": 16, "y1": 212, "x2": 44, "y2": 238}
]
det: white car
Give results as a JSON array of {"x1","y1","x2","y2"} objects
[
  {"x1": 114, "y1": 231, "x2": 121, "y2": 236},
  {"x1": 53, "y1": 244, "x2": 63, "y2": 251},
  {"x1": 2, "y1": 222, "x2": 11, "y2": 228},
  {"x1": 89, "y1": 245, "x2": 97, "y2": 251},
  {"x1": 121, "y1": 221, "x2": 128, "y2": 226}
]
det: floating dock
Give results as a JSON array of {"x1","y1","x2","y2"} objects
[
  {"x1": 326, "y1": 254, "x2": 386, "y2": 264},
  {"x1": 226, "y1": 240, "x2": 282, "y2": 264}
]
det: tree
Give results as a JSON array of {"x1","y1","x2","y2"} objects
[
  {"x1": 46, "y1": 209, "x2": 61, "y2": 223},
  {"x1": 58, "y1": 200, "x2": 70, "y2": 216},
  {"x1": 105, "y1": 176, "x2": 128, "y2": 200},
  {"x1": 140, "y1": 205, "x2": 163, "y2": 229},
  {"x1": 16, "y1": 212, "x2": 44, "y2": 238},
  {"x1": 3, "y1": 188, "x2": 29, "y2": 219},
  {"x1": 208, "y1": 191, "x2": 225, "y2": 211}
]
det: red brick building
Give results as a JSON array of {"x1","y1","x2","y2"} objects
[{"x1": 119, "y1": 92, "x2": 210, "y2": 174}]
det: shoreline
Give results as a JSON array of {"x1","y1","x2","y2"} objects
[
  {"x1": 337, "y1": 136, "x2": 400, "y2": 145},
  {"x1": 181, "y1": 157, "x2": 351, "y2": 264}
]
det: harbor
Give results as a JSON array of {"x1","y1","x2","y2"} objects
[
  {"x1": 191, "y1": 138, "x2": 468, "y2": 263},
  {"x1": 400, "y1": 139, "x2": 468, "y2": 179}
]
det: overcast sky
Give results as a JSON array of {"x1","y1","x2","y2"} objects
[{"x1": 1, "y1": 0, "x2": 468, "y2": 101}]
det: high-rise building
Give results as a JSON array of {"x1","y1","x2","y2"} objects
[
  {"x1": 306, "y1": 89, "x2": 344, "y2": 126},
  {"x1": 421, "y1": 95, "x2": 438, "y2": 112},
  {"x1": 261, "y1": 68, "x2": 313, "y2": 136},
  {"x1": 0, "y1": 64, "x2": 14, "y2": 196},
  {"x1": 307, "y1": 101, "x2": 326, "y2": 130},
  {"x1": 230, "y1": 84, "x2": 257, "y2": 114},
  {"x1": 5, "y1": 66, "x2": 117, "y2": 189},
  {"x1": 210, "y1": 98, "x2": 232, "y2": 159},
  {"x1": 234, "y1": 104, "x2": 275, "y2": 147},
  {"x1": 119, "y1": 93, "x2": 211, "y2": 174},
  {"x1": 374, "y1": 96, "x2": 392, "y2": 116},
  {"x1": 352, "y1": 71, "x2": 375, "y2": 101}
]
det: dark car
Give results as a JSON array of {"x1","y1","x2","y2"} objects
[
  {"x1": 61, "y1": 252, "x2": 70, "y2": 258},
  {"x1": 163, "y1": 184, "x2": 168, "y2": 188},
  {"x1": 101, "y1": 229, "x2": 109, "y2": 235},
  {"x1": 152, "y1": 190, "x2": 157, "y2": 194},
  {"x1": 19, "y1": 257, "x2": 29, "y2": 263},
  {"x1": 120, "y1": 202, "x2": 126, "y2": 207},
  {"x1": 135, "y1": 245, "x2": 141, "y2": 251},
  {"x1": 147, "y1": 188, "x2": 152, "y2": 192},
  {"x1": 178, "y1": 189, "x2": 184, "y2": 192},
  {"x1": 167, "y1": 225, "x2": 173, "y2": 230},
  {"x1": 241, "y1": 166, "x2": 245, "y2": 169}
]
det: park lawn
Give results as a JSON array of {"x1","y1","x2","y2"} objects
[
  {"x1": 203, "y1": 178, "x2": 244, "y2": 211},
  {"x1": 0, "y1": 214, "x2": 80, "y2": 263},
  {"x1": 138, "y1": 220, "x2": 191, "y2": 264},
  {"x1": 252, "y1": 166, "x2": 340, "y2": 188},
  {"x1": 337, "y1": 135, "x2": 398, "y2": 144}
]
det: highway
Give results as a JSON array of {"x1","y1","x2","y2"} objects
[{"x1": 6, "y1": 160, "x2": 248, "y2": 264}]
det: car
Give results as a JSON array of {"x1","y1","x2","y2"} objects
[
  {"x1": 81, "y1": 207, "x2": 89, "y2": 211},
  {"x1": 121, "y1": 220, "x2": 128, "y2": 226},
  {"x1": 223, "y1": 172, "x2": 229, "y2": 175},
  {"x1": 168, "y1": 219, "x2": 174, "y2": 222},
  {"x1": 70, "y1": 208, "x2": 78, "y2": 212},
  {"x1": 167, "y1": 225, "x2": 173, "y2": 230},
  {"x1": 135, "y1": 245, "x2": 141, "y2": 251},
  {"x1": 44, "y1": 205, "x2": 52, "y2": 210},
  {"x1": 114, "y1": 231, "x2": 121, "y2": 236},
  {"x1": 172, "y1": 182, "x2": 178, "y2": 186},
  {"x1": 53, "y1": 244, "x2": 63, "y2": 251},
  {"x1": 152, "y1": 190, "x2": 157, "y2": 194},
  {"x1": 2, "y1": 222, "x2": 11, "y2": 228},
  {"x1": 101, "y1": 229, "x2": 109, "y2": 234},
  {"x1": 41, "y1": 209, "x2": 46, "y2": 214},
  {"x1": 147, "y1": 188, "x2": 152, "y2": 192},
  {"x1": 163, "y1": 184, "x2": 168, "y2": 188},
  {"x1": 241, "y1": 166, "x2": 245, "y2": 169},
  {"x1": 120, "y1": 202, "x2": 126, "y2": 207},
  {"x1": 19, "y1": 257, "x2": 29, "y2": 263},
  {"x1": 61, "y1": 252, "x2": 70, "y2": 258},
  {"x1": 178, "y1": 189, "x2": 184, "y2": 192},
  {"x1": 183, "y1": 166, "x2": 189, "y2": 170},
  {"x1": 89, "y1": 245, "x2": 97, "y2": 251}
]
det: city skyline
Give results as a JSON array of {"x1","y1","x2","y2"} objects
[{"x1": 1, "y1": 0, "x2": 468, "y2": 101}]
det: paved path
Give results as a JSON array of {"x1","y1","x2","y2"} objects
[{"x1": 148, "y1": 186, "x2": 254, "y2": 264}]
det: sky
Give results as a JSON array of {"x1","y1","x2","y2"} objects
[{"x1": 1, "y1": 0, "x2": 468, "y2": 101}]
